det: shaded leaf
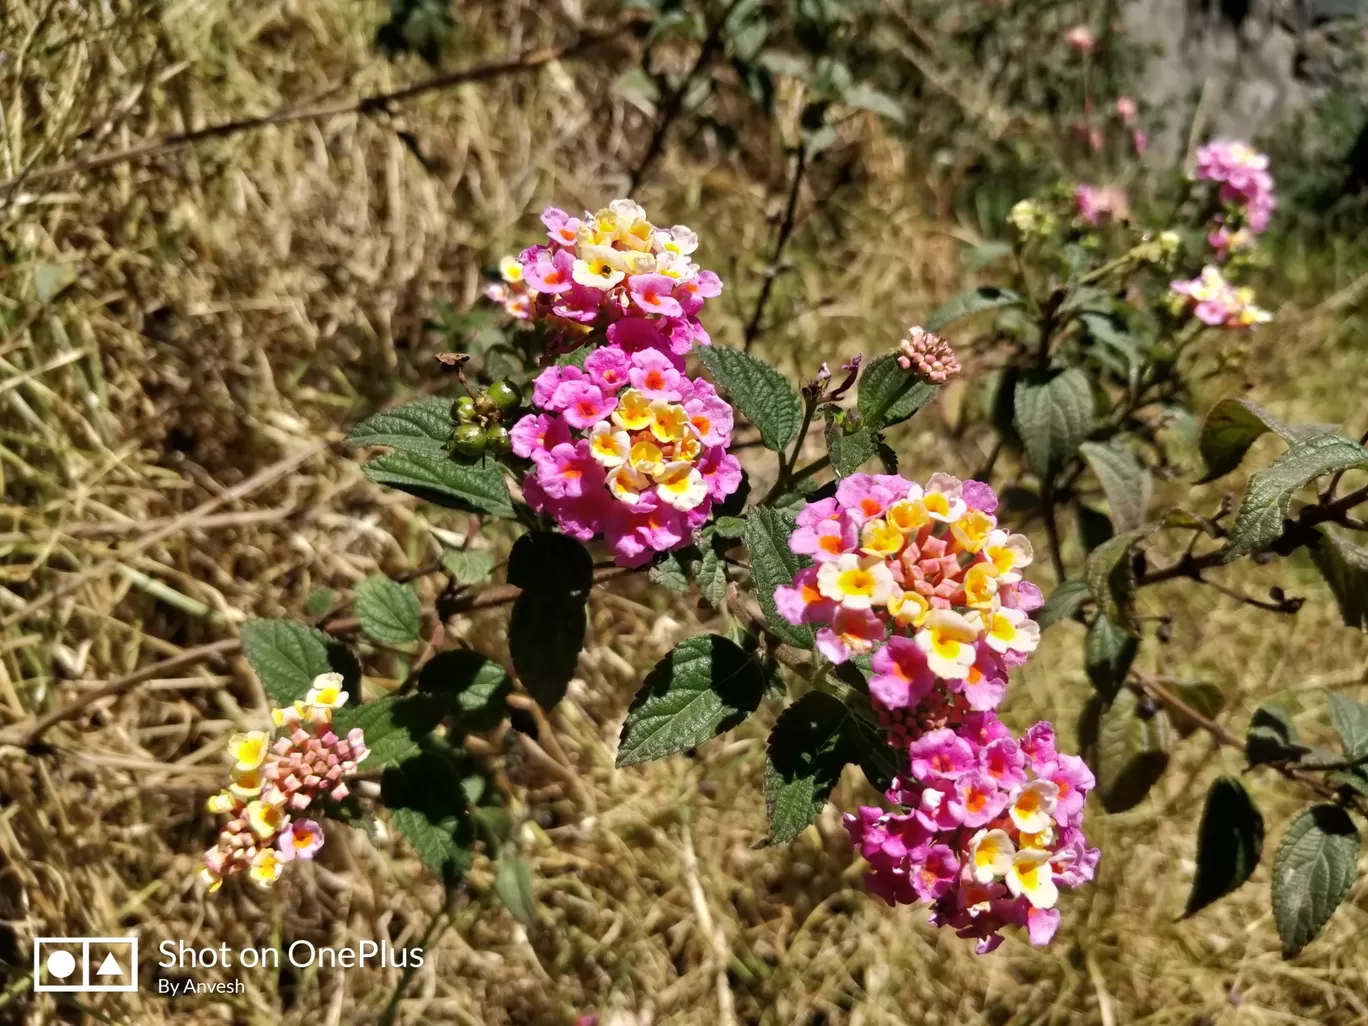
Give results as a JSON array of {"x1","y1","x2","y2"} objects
[
  {"x1": 1079, "y1": 440, "x2": 1152, "y2": 532},
  {"x1": 1246, "y1": 704, "x2": 1309, "y2": 767},
  {"x1": 924, "y1": 286, "x2": 1023, "y2": 333},
  {"x1": 363, "y1": 450, "x2": 516, "y2": 518},
  {"x1": 382, "y1": 747, "x2": 473, "y2": 884},
  {"x1": 1082, "y1": 688, "x2": 1170, "y2": 813},
  {"x1": 742, "y1": 507, "x2": 814, "y2": 647},
  {"x1": 697, "y1": 344, "x2": 802, "y2": 451},
  {"x1": 616, "y1": 634, "x2": 765, "y2": 766},
  {"x1": 1272, "y1": 805, "x2": 1360, "y2": 958},
  {"x1": 1166, "y1": 681, "x2": 1227, "y2": 739},
  {"x1": 764, "y1": 691, "x2": 856, "y2": 844},
  {"x1": 1014, "y1": 368, "x2": 1095, "y2": 482},
  {"x1": 240, "y1": 619, "x2": 360, "y2": 706},
  {"x1": 354, "y1": 574, "x2": 423, "y2": 645},
  {"x1": 507, "y1": 533, "x2": 592, "y2": 709},
  {"x1": 1221, "y1": 433, "x2": 1368, "y2": 564},
  {"x1": 1183, "y1": 776, "x2": 1264, "y2": 917},
  {"x1": 1084, "y1": 525, "x2": 1157, "y2": 636},
  {"x1": 856, "y1": 353, "x2": 938, "y2": 429},
  {"x1": 649, "y1": 550, "x2": 692, "y2": 592},
  {"x1": 418, "y1": 650, "x2": 511, "y2": 732},
  {"x1": 1076, "y1": 504, "x2": 1114, "y2": 555},
  {"x1": 1309, "y1": 528, "x2": 1368, "y2": 632},
  {"x1": 1036, "y1": 579, "x2": 1091, "y2": 628},
  {"x1": 1197, "y1": 397, "x2": 1312, "y2": 483},
  {"x1": 1085, "y1": 613, "x2": 1137, "y2": 700},
  {"x1": 334, "y1": 692, "x2": 446, "y2": 770}
]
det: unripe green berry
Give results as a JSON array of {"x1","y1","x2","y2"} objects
[
  {"x1": 487, "y1": 379, "x2": 522, "y2": 411},
  {"x1": 485, "y1": 424, "x2": 512, "y2": 455},
  {"x1": 453, "y1": 396, "x2": 477, "y2": 423},
  {"x1": 452, "y1": 423, "x2": 487, "y2": 457}
]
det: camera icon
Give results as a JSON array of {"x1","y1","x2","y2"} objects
[{"x1": 33, "y1": 937, "x2": 138, "y2": 993}]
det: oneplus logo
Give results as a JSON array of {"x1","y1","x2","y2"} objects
[{"x1": 33, "y1": 937, "x2": 139, "y2": 993}]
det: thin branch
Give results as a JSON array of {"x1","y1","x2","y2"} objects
[{"x1": 743, "y1": 142, "x2": 807, "y2": 352}]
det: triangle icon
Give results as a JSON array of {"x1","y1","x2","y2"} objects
[{"x1": 96, "y1": 953, "x2": 123, "y2": 977}]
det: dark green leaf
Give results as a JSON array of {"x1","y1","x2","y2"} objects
[
  {"x1": 554, "y1": 344, "x2": 593, "y2": 369},
  {"x1": 714, "y1": 516, "x2": 747, "y2": 539},
  {"x1": 1197, "y1": 397, "x2": 1305, "y2": 483},
  {"x1": 1221, "y1": 433, "x2": 1368, "y2": 564},
  {"x1": 697, "y1": 344, "x2": 802, "y2": 451},
  {"x1": 376, "y1": 0, "x2": 455, "y2": 65},
  {"x1": 418, "y1": 650, "x2": 512, "y2": 732},
  {"x1": 1246, "y1": 704, "x2": 1309, "y2": 767},
  {"x1": 616, "y1": 634, "x2": 765, "y2": 766},
  {"x1": 382, "y1": 747, "x2": 473, "y2": 884},
  {"x1": 494, "y1": 855, "x2": 538, "y2": 925},
  {"x1": 1014, "y1": 368, "x2": 1095, "y2": 482},
  {"x1": 1076, "y1": 504, "x2": 1114, "y2": 555},
  {"x1": 354, "y1": 574, "x2": 423, "y2": 645},
  {"x1": 1327, "y1": 692, "x2": 1368, "y2": 758},
  {"x1": 334, "y1": 692, "x2": 446, "y2": 770},
  {"x1": 742, "y1": 507, "x2": 814, "y2": 647},
  {"x1": 240, "y1": 619, "x2": 360, "y2": 706},
  {"x1": 1309, "y1": 528, "x2": 1368, "y2": 632},
  {"x1": 1272, "y1": 805, "x2": 1360, "y2": 958},
  {"x1": 1036, "y1": 579, "x2": 1091, "y2": 627},
  {"x1": 824, "y1": 408, "x2": 878, "y2": 477},
  {"x1": 1165, "y1": 681, "x2": 1227, "y2": 739},
  {"x1": 1079, "y1": 441, "x2": 1152, "y2": 533},
  {"x1": 1183, "y1": 776, "x2": 1264, "y2": 917},
  {"x1": 695, "y1": 546, "x2": 729, "y2": 611},
  {"x1": 764, "y1": 692, "x2": 857, "y2": 844},
  {"x1": 507, "y1": 533, "x2": 591, "y2": 708},
  {"x1": 442, "y1": 548, "x2": 496, "y2": 586},
  {"x1": 924, "y1": 286, "x2": 1023, "y2": 333},
  {"x1": 507, "y1": 532, "x2": 593, "y2": 594},
  {"x1": 1084, "y1": 525, "x2": 1157, "y2": 636},
  {"x1": 304, "y1": 587, "x2": 337, "y2": 618},
  {"x1": 1085, "y1": 614, "x2": 1137, "y2": 700},
  {"x1": 856, "y1": 353, "x2": 938, "y2": 428},
  {"x1": 1081, "y1": 688, "x2": 1170, "y2": 813},
  {"x1": 345, "y1": 397, "x2": 453, "y2": 455},
  {"x1": 363, "y1": 450, "x2": 516, "y2": 518}
]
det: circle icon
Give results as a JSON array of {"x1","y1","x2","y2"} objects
[{"x1": 46, "y1": 950, "x2": 77, "y2": 979}]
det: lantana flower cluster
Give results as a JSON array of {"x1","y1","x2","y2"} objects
[
  {"x1": 776, "y1": 473, "x2": 1098, "y2": 951},
  {"x1": 484, "y1": 256, "x2": 533, "y2": 320},
  {"x1": 201, "y1": 673, "x2": 368, "y2": 892},
  {"x1": 1194, "y1": 139, "x2": 1276, "y2": 240},
  {"x1": 1169, "y1": 264, "x2": 1271, "y2": 328}
]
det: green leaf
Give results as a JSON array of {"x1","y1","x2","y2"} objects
[
  {"x1": 714, "y1": 515, "x2": 747, "y2": 539},
  {"x1": 842, "y1": 84, "x2": 904, "y2": 122},
  {"x1": 334, "y1": 692, "x2": 446, "y2": 769},
  {"x1": 962, "y1": 240, "x2": 1014, "y2": 271},
  {"x1": 441, "y1": 548, "x2": 496, "y2": 586},
  {"x1": 856, "y1": 353, "x2": 938, "y2": 428},
  {"x1": 1272, "y1": 805, "x2": 1360, "y2": 958},
  {"x1": 764, "y1": 692, "x2": 856, "y2": 844},
  {"x1": 555, "y1": 344, "x2": 593, "y2": 369},
  {"x1": 697, "y1": 344, "x2": 802, "y2": 451},
  {"x1": 824, "y1": 409, "x2": 879, "y2": 477},
  {"x1": 1309, "y1": 528, "x2": 1368, "y2": 632},
  {"x1": 1084, "y1": 525, "x2": 1156, "y2": 636},
  {"x1": 1036, "y1": 579, "x2": 1091, "y2": 627},
  {"x1": 616, "y1": 634, "x2": 765, "y2": 766},
  {"x1": 33, "y1": 262, "x2": 76, "y2": 305},
  {"x1": 1080, "y1": 688, "x2": 1170, "y2": 813},
  {"x1": 353, "y1": 574, "x2": 423, "y2": 645},
  {"x1": 1221, "y1": 433, "x2": 1368, "y2": 564},
  {"x1": 1165, "y1": 681, "x2": 1227, "y2": 739},
  {"x1": 1246, "y1": 704, "x2": 1309, "y2": 767},
  {"x1": 382, "y1": 747, "x2": 474, "y2": 884},
  {"x1": 418, "y1": 649, "x2": 512, "y2": 732},
  {"x1": 1013, "y1": 368, "x2": 1095, "y2": 482},
  {"x1": 506, "y1": 533, "x2": 591, "y2": 708},
  {"x1": 1084, "y1": 613, "x2": 1137, "y2": 700},
  {"x1": 240, "y1": 619, "x2": 360, "y2": 706},
  {"x1": 924, "y1": 286, "x2": 1023, "y2": 333},
  {"x1": 742, "y1": 507, "x2": 814, "y2": 648},
  {"x1": 345, "y1": 397, "x2": 453, "y2": 455},
  {"x1": 613, "y1": 66, "x2": 660, "y2": 115},
  {"x1": 1183, "y1": 776, "x2": 1264, "y2": 917},
  {"x1": 494, "y1": 855, "x2": 538, "y2": 925},
  {"x1": 304, "y1": 587, "x2": 337, "y2": 618},
  {"x1": 649, "y1": 550, "x2": 692, "y2": 592},
  {"x1": 1079, "y1": 441, "x2": 1152, "y2": 533},
  {"x1": 1197, "y1": 397, "x2": 1316, "y2": 483},
  {"x1": 363, "y1": 450, "x2": 516, "y2": 518},
  {"x1": 1327, "y1": 692, "x2": 1368, "y2": 758},
  {"x1": 695, "y1": 545, "x2": 729, "y2": 612},
  {"x1": 1076, "y1": 504, "x2": 1114, "y2": 555}
]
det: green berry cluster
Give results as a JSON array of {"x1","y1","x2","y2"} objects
[{"x1": 449, "y1": 380, "x2": 522, "y2": 460}]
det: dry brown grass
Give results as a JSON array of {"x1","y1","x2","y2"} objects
[{"x1": 1, "y1": 2, "x2": 1367, "y2": 1024}]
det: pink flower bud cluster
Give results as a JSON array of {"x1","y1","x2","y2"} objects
[
  {"x1": 514, "y1": 341, "x2": 743, "y2": 567},
  {"x1": 1194, "y1": 139, "x2": 1277, "y2": 236},
  {"x1": 495, "y1": 199, "x2": 722, "y2": 353},
  {"x1": 200, "y1": 675, "x2": 369, "y2": 892},
  {"x1": 896, "y1": 326, "x2": 961, "y2": 384},
  {"x1": 484, "y1": 256, "x2": 534, "y2": 320},
  {"x1": 1169, "y1": 265, "x2": 1271, "y2": 328},
  {"x1": 1074, "y1": 184, "x2": 1129, "y2": 227},
  {"x1": 846, "y1": 716, "x2": 1099, "y2": 953}
]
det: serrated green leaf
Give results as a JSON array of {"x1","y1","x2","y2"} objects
[
  {"x1": 924, "y1": 286, "x2": 1023, "y2": 333},
  {"x1": 506, "y1": 533, "x2": 591, "y2": 708},
  {"x1": 1085, "y1": 613, "x2": 1137, "y2": 700},
  {"x1": 363, "y1": 450, "x2": 516, "y2": 518},
  {"x1": 1165, "y1": 681, "x2": 1227, "y2": 739},
  {"x1": 697, "y1": 344, "x2": 802, "y2": 451},
  {"x1": 240, "y1": 619, "x2": 360, "y2": 705},
  {"x1": 1197, "y1": 397, "x2": 1312, "y2": 483},
  {"x1": 856, "y1": 353, "x2": 938, "y2": 429},
  {"x1": 1183, "y1": 776, "x2": 1264, "y2": 917},
  {"x1": 1084, "y1": 524, "x2": 1156, "y2": 636},
  {"x1": 345, "y1": 397, "x2": 454, "y2": 455},
  {"x1": 1327, "y1": 692, "x2": 1368, "y2": 758},
  {"x1": 1081, "y1": 688, "x2": 1169, "y2": 813},
  {"x1": 742, "y1": 507, "x2": 814, "y2": 648},
  {"x1": 1272, "y1": 805, "x2": 1360, "y2": 958},
  {"x1": 494, "y1": 855, "x2": 538, "y2": 925},
  {"x1": 1246, "y1": 704, "x2": 1308, "y2": 767},
  {"x1": 334, "y1": 692, "x2": 445, "y2": 769},
  {"x1": 649, "y1": 550, "x2": 692, "y2": 592},
  {"x1": 1014, "y1": 368, "x2": 1094, "y2": 482},
  {"x1": 304, "y1": 587, "x2": 337, "y2": 618},
  {"x1": 1221, "y1": 433, "x2": 1368, "y2": 564},
  {"x1": 714, "y1": 515, "x2": 747, "y2": 538},
  {"x1": 383, "y1": 747, "x2": 473, "y2": 884},
  {"x1": 1309, "y1": 528, "x2": 1368, "y2": 632},
  {"x1": 1327, "y1": 768, "x2": 1368, "y2": 797},
  {"x1": 616, "y1": 634, "x2": 765, "y2": 766},
  {"x1": 1036, "y1": 579, "x2": 1091, "y2": 627},
  {"x1": 764, "y1": 691, "x2": 856, "y2": 844},
  {"x1": 418, "y1": 649, "x2": 511, "y2": 732},
  {"x1": 824, "y1": 408, "x2": 878, "y2": 477},
  {"x1": 1079, "y1": 441, "x2": 1152, "y2": 533},
  {"x1": 696, "y1": 545, "x2": 729, "y2": 611},
  {"x1": 442, "y1": 548, "x2": 496, "y2": 586},
  {"x1": 353, "y1": 574, "x2": 423, "y2": 645}
]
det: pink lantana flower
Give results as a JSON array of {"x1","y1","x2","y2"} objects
[{"x1": 628, "y1": 273, "x2": 684, "y2": 317}]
